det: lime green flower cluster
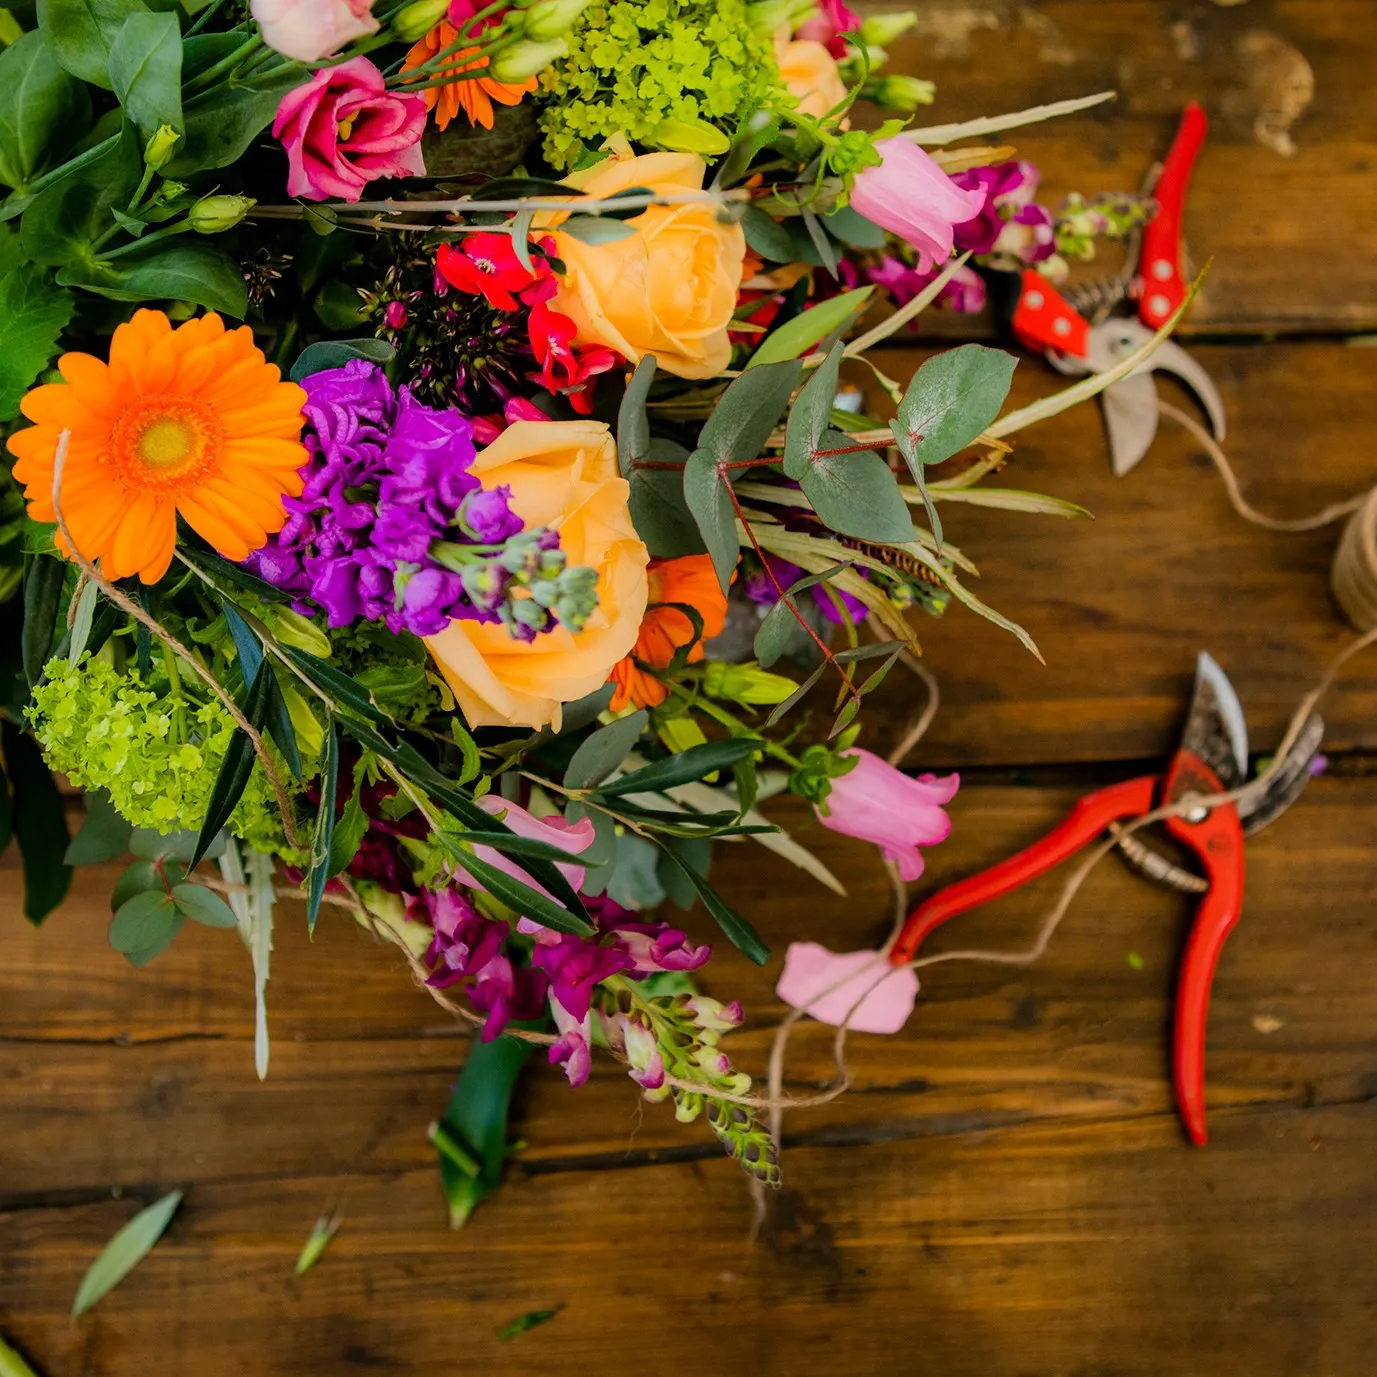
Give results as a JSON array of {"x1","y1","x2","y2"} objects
[
  {"x1": 538, "y1": 0, "x2": 782, "y2": 171},
  {"x1": 29, "y1": 657, "x2": 285, "y2": 846}
]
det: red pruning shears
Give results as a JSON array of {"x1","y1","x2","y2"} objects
[
  {"x1": 891, "y1": 654, "x2": 1324, "y2": 1146},
  {"x1": 1010, "y1": 102, "x2": 1227, "y2": 476}
]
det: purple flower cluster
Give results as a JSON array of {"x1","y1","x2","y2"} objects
[
  {"x1": 247, "y1": 360, "x2": 525, "y2": 637},
  {"x1": 744, "y1": 553, "x2": 868, "y2": 628},
  {"x1": 416, "y1": 883, "x2": 710, "y2": 1087},
  {"x1": 951, "y1": 160, "x2": 1056, "y2": 266}
]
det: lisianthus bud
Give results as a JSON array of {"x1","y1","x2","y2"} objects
[
  {"x1": 860, "y1": 9, "x2": 917, "y2": 45},
  {"x1": 521, "y1": 0, "x2": 593, "y2": 40},
  {"x1": 869, "y1": 73, "x2": 935, "y2": 112},
  {"x1": 391, "y1": 0, "x2": 450, "y2": 41},
  {"x1": 702, "y1": 660, "x2": 799, "y2": 707},
  {"x1": 488, "y1": 36, "x2": 568, "y2": 82},
  {"x1": 658, "y1": 715, "x2": 707, "y2": 755},
  {"x1": 142, "y1": 124, "x2": 180, "y2": 170},
  {"x1": 648, "y1": 118, "x2": 731, "y2": 156},
  {"x1": 187, "y1": 194, "x2": 255, "y2": 234}
]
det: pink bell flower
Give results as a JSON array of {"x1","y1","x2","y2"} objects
[
  {"x1": 814, "y1": 748, "x2": 959, "y2": 881},
  {"x1": 775, "y1": 942, "x2": 919, "y2": 1033},
  {"x1": 272, "y1": 57, "x2": 426, "y2": 203},
  {"x1": 850, "y1": 139, "x2": 988, "y2": 273}
]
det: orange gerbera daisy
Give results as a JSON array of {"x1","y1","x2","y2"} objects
[
  {"x1": 609, "y1": 555, "x2": 729, "y2": 711},
  {"x1": 401, "y1": 21, "x2": 538, "y2": 132},
  {"x1": 6, "y1": 309, "x2": 308, "y2": 586}
]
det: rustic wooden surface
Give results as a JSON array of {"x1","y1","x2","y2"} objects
[{"x1": 4, "y1": 3, "x2": 1377, "y2": 1374}]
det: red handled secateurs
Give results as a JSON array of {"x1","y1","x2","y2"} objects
[
  {"x1": 889, "y1": 654, "x2": 1324, "y2": 1146},
  {"x1": 1008, "y1": 102, "x2": 1227, "y2": 476}
]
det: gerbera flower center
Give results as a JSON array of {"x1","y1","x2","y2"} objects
[{"x1": 110, "y1": 395, "x2": 224, "y2": 491}]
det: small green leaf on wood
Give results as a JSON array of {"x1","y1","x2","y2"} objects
[
  {"x1": 496, "y1": 1308, "x2": 562, "y2": 1341},
  {"x1": 109, "y1": 888, "x2": 178, "y2": 952},
  {"x1": 71, "y1": 1190, "x2": 182, "y2": 1318},
  {"x1": 894, "y1": 343, "x2": 1017, "y2": 470},
  {"x1": 797, "y1": 429, "x2": 915, "y2": 543},
  {"x1": 293, "y1": 1208, "x2": 343, "y2": 1277},
  {"x1": 696, "y1": 357, "x2": 801, "y2": 466}
]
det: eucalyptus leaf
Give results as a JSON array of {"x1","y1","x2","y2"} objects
[
  {"x1": 123, "y1": 916, "x2": 183, "y2": 966},
  {"x1": 765, "y1": 660, "x2": 826, "y2": 726},
  {"x1": 65, "y1": 791, "x2": 133, "y2": 865},
  {"x1": 894, "y1": 343, "x2": 1017, "y2": 470},
  {"x1": 800, "y1": 207, "x2": 838, "y2": 276},
  {"x1": 71, "y1": 1189, "x2": 182, "y2": 1317},
  {"x1": 615, "y1": 352, "x2": 656, "y2": 474},
  {"x1": 782, "y1": 340, "x2": 843, "y2": 480},
  {"x1": 752, "y1": 562, "x2": 847, "y2": 667},
  {"x1": 741, "y1": 204, "x2": 794, "y2": 262},
  {"x1": 797, "y1": 428, "x2": 915, "y2": 543},
  {"x1": 604, "y1": 831, "x2": 666, "y2": 910},
  {"x1": 628, "y1": 437, "x2": 704, "y2": 559},
  {"x1": 107, "y1": 11, "x2": 181, "y2": 139},
  {"x1": 563, "y1": 710, "x2": 647, "y2": 789},
  {"x1": 109, "y1": 888, "x2": 179, "y2": 952},
  {"x1": 747, "y1": 287, "x2": 872, "y2": 369},
  {"x1": 130, "y1": 825, "x2": 223, "y2": 862},
  {"x1": 821, "y1": 203, "x2": 887, "y2": 250},
  {"x1": 682, "y1": 446, "x2": 738, "y2": 593},
  {"x1": 558, "y1": 214, "x2": 637, "y2": 245},
  {"x1": 171, "y1": 882, "x2": 239, "y2": 928},
  {"x1": 696, "y1": 358, "x2": 801, "y2": 466},
  {"x1": 109, "y1": 858, "x2": 159, "y2": 910}
]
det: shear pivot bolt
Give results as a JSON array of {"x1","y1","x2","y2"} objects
[
  {"x1": 1184, "y1": 804, "x2": 1209, "y2": 823},
  {"x1": 1151, "y1": 259, "x2": 1173, "y2": 281},
  {"x1": 1147, "y1": 293, "x2": 1170, "y2": 320},
  {"x1": 1026, "y1": 290, "x2": 1044, "y2": 310},
  {"x1": 1052, "y1": 318, "x2": 1070, "y2": 336}
]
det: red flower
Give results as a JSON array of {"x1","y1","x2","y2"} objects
[
  {"x1": 436, "y1": 233, "x2": 551, "y2": 311},
  {"x1": 527, "y1": 301, "x2": 620, "y2": 415}
]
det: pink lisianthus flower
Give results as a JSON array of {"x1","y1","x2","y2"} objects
[
  {"x1": 272, "y1": 57, "x2": 426, "y2": 203},
  {"x1": 815, "y1": 749, "x2": 959, "y2": 881},
  {"x1": 251, "y1": 0, "x2": 378, "y2": 63},
  {"x1": 452, "y1": 796, "x2": 596, "y2": 913},
  {"x1": 850, "y1": 139, "x2": 987, "y2": 273},
  {"x1": 796, "y1": 0, "x2": 861, "y2": 57}
]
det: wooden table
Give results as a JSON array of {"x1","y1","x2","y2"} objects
[{"x1": 4, "y1": 4, "x2": 1377, "y2": 1372}]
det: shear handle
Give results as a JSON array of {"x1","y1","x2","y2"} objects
[
  {"x1": 890, "y1": 775, "x2": 1158, "y2": 965},
  {"x1": 1160, "y1": 752, "x2": 1245, "y2": 1146},
  {"x1": 1139, "y1": 101, "x2": 1208, "y2": 330}
]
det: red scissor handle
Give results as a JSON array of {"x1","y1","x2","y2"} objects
[
  {"x1": 1138, "y1": 101, "x2": 1208, "y2": 331},
  {"x1": 1160, "y1": 750, "x2": 1245, "y2": 1146},
  {"x1": 1010, "y1": 269, "x2": 1092, "y2": 358},
  {"x1": 890, "y1": 775, "x2": 1157, "y2": 965}
]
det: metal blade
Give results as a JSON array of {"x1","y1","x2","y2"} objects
[
  {"x1": 1143, "y1": 338, "x2": 1227, "y2": 441},
  {"x1": 1102, "y1": 370, "x2": 1160, "y2": 476},
  {"x1": 1239, "y1": 713, "x2": 1325, "y2": 836},
  {"x1": 1178, "y1": 652, "x2": 1248, "y2": 791}
]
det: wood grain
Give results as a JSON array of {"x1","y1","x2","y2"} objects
[{"x1": 864, "y1": 0, "x2": 1377, "y2": 335}]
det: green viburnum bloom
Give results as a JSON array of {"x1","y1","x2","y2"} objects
[
  {"x1": 28, "y1": 657, "x2": 290, "y2": 851},
  {"x1": 538, "y1": 0, "x2": 784, "y2": 171}
]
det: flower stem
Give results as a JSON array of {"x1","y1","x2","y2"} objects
[
  {"x1": 94, "y1": 220, "x2": 193, "y2": 262},
  {"x1": 183, "y1": 35, "x2": 263, "y2": 97}
]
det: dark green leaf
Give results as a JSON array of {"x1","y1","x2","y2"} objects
[
  {"x1": 108, "y1": 887, "x2": 179, "y2": 952},
  {"x1": 438, "y1": 1034, "x2": 531, "y2": 1228},
  {"x1": 110, "y1": 858, "x2": 158, "y2": 910},
  {"x1": 222, "y1": 602, "x2": 301, "y2": 781},
  {"x1": 628, "y1": 437, "x2": 703, "y2": 559},
  {"x1": 124, "y1": 914, "x2": 184, "y2": 966},
  {"x1": 597, "y1": 737, "x2": 761, "y2": 797},
  {"x1": 0, "y1": 31, "x2": 91, "y2": 192},
  {"x1": 305, "y1": 721, "x2": 338, "y2": 935},
  {"x1": 658, "y1": 844, "x2": 770, "y2": 964},
  {"x1": 107, "y1": 11, "x2": 181, "y2": 139},
  {"x1": 2, "y1": 717, "x2": 71, "y2": 922},
  {"x1": 747, "y1": 287, "x2": 872, "y2": 369},
  {"x1": 191, "y1": 661, "x2": 272, "y2": 866},
  {"x1": 19, "y1": 121, "x2": 140, "y2": 266},
  {"x1": 57, "y1": 241, "x2": 249, "y2": 318},
  {"x1": 800, "y1": 208, "x2": 838, "y2": 276},
  {"x1": 170, "y1": 882, "x2": 239, "y2": 928},
  {"x1": 741, "y1": 204, "x2": 793, "y2": 262},
  {"x1": 821, "y1": 203, "x2": 886, "y2": 249},
  {"x1": 168, "y1": 41, "x2": 304, "y2": 175},
  {"x1": 65, "y1": 791, "x2": 132, "y2": 864},
  {"x1": 285, "y1": 647, "x2": 390, "y2": 724},
  {"x1": 682, "y1": 447, "x2": 738, "y2": 594},
  {"x1": 71, "y1": 1190, "x2": 182, "y2": 1317},
  {"x1": 176, "y1": 541, "x2": 293, "y2": 604},
  {"x1": 764, "y1": 661, "x2": 826, "y2": 727},
  {"x1": 442, "y1": 831, "x2": 607, "y2": 866},
  {"x1": 38, "y1": 0, "x2": 146, "y2": 88},
  {"x1": 457, "y1": 849, "x2": 594, "y2": 936},
  {"x1": 558, "y1": 214, "x2": 637, "y2": 244},
  {"x1": 696, "y1": 358, "x2": 801, "y2": 466},
  {"x1": 783, "y1": 340, "x2": 843, "y2": 480},
  {"x1": 615, "y1": 352, "x2": 655, "y2": 476},
  {"x1": 657, "y1": 835, "x2": 710, "y2": 910},
  {"x1": 496, "y1": 1309, "x2": 561, "y2": 1341},
  {"x1": 327, "y1": 759, "x2": 369, "y2": 879},
  {"x1": 289, "y1": 337, "x2": 394, "y2": 383},
  {"x1": 21, "y1": 553, "x2": 65, "y2": 685},
  {"x1": 753, "y1": 562, "x2": 847, "y2": 668},
  {"x1": 711, "y1": 109, "x2": 781, "y2": 189},
  {"x1": 0, "y1": 758, "x2": 12, "y2": 857},
  {"x1": 798, "y1": 428, "x2": 914, "y2": 542},
  {"x1": 562, "y1": 710, "x2": 647, "y2": 789}
]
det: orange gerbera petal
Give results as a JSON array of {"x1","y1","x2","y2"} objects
[
  {"x1": 607, "y1": 555, "x2": 730, "y2": 709},
  {"x1": 4, "y1": 309, "x2": 308, "y2": 585},
  {"x1": 401, "y1": 22, "x2": 535, "y2": 132}
]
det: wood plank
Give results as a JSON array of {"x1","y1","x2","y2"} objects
[
  {"x1": 857, "y1": 0, "x2": 1377, "y2": 334},
  {"x1": 854, "y1": 340, "x2": 1377, "y2": 765}
]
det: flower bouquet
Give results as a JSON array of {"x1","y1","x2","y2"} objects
[{"x1": 0, "y1": 0, "x2": 1158, "y2": 1213}]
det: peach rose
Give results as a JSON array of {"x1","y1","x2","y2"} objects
[
  {"x1": 774, "y1": 26, "x2": 850, "y2": 122},
  {"x1": 424, "y1": 420, "x2": 650, "y2": 731},
  {"x1": 546, "y1": 152, "x2": 746, "y2": 381}
]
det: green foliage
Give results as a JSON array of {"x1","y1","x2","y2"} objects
[
  {"x1": 38, "y1": 0, "x2": 147, "y2": 90},
  {"x1": 28, "y1": 656, "x2": 286, "y2": 845},
  {"x1": 538, "y1": 0, "x2": 782, "y2": 170},
  {"x1": 562, "y1": 709, "x2": 648, "y2": 789},
  {"x1": 71, "y1": 1189, "x2": 182, "y2": 1317},
  {"x1": 57, "y1": 240, "x2": 249, "y2": 317},
  {"x1": 0, "y1": 264, "x2": 75, "y2": 422},
  {"x1": 0, "y1": 30, "x2": 90, "y2": 192},
  {"x1": 1, "y1": 715, "x2": 72, "y2": 922},
  {"x1": 108, "y1": 11, "x2": 182, "y2": 140},
  {"x1": 746, "y1": 286, "x2": 872, "y2": 368}
]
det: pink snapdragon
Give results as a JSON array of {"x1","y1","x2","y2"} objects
[
  {"x1": 272, "y1": 57, "x2": 426, "y2": 203},
  {"x1": 815, "y1": 748, "x2": 959, "y2": 881},
  {"x1": 850, "y1": 139, "x2": 987, "y2": 272}
]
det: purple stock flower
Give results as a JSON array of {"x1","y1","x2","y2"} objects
[
  {"x1": 743, "y1": 554, "x2": 868, "y2": 627},
  {"x1": 952, "y1": 161, "x2": 1057, "y2": 266},
  {"x1": 531, "y1": 934, "x2": 631, "y2": 1021},
  {"x1": 460, "y1": 486, "x2": 523, "y2": 543},
  {"x1": 548, "y1": 1005, "x2": 593, "y2": 1087},
  {"x1": 867, "y1": 257, "x2": 987, "y2": 315},
  {"x1": 610, "y1": 921, "x2": 711, "y2": 974}
]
